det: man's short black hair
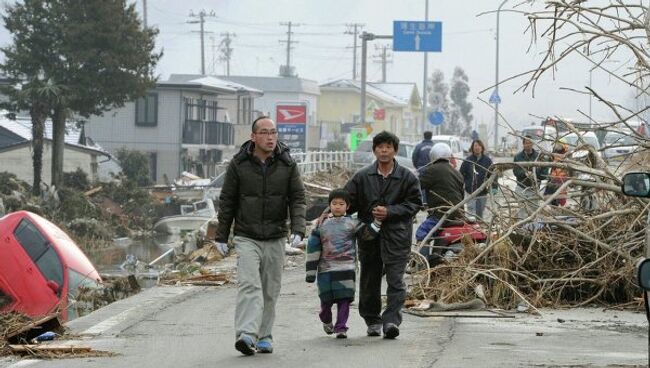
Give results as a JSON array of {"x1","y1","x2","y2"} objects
[
  {"x1": 328, "y1": 188, "x2": 350, "y2": 206},
  {"x1": 252, "y1": 115, "x2": 271, "y2": 133},
  {"x1": 372, "y1": 130, "x2": 400, "y2": 152},
  {"x1": 423, "y1": 131, "x2": 433, "y2": 140}
]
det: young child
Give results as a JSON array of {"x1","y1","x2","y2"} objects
[{"x1": 305, "y1": 188, "x2": 379, "y2": 339}]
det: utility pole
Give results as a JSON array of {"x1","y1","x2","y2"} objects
[
  {"x1": 345, "y1": 23, "x2": 365, "y2": 80},
  {"x1": 279, "y1": 21, "x2": 299, "y2": 77},
  {"x1": 219, "y1": 32, "x2": 235, "y2": 76},
  {"x1": 188, "y1": 9, "x2": 216, "y2": 75},
  {"x1": 372, "y1": 44, "x2": 392, "y2": 83},
  {"x1": 142, "y1": 0, "x2": 148, "y2": 28},
  {"x1": 360, "y1": 32, "x2": 393, "y2": 125}
]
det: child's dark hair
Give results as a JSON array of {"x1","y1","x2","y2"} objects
[
  {"x1": 372, "y1": 130, "x2": 400, "y2": 151},
  {"x1": 328, "y1": 188, "x2": 350, "y2": 205}
]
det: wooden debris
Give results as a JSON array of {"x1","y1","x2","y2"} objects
[
  {"x1": 83, "y1": 186, "x2": 103, "y2": 197},
  {"x1": 409, "y1": 149, "x2": 648, "y2": 310},
  {"x1": 9, "y1": 344, "x2": 91, "y2": 353}
]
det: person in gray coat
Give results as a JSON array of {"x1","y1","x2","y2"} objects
[{"x1": 344, "y1": 131, "x2": 422, "y2": 340}]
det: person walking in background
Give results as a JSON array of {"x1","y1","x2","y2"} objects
[
  {"x1": 412, "y1": 131, "x2": 434, "y2": 169},
  {"x1": 215, "y1": 116, "x2": 306, "y2": 356},
  {"x1": 305, "y1": 188, "x2": 379, "y2": 339},
  {"x1": 544, "y1": 140, "x2": 569, "y2": 206},
  {"x1": 417, "y1": 143, "x2": 465, "y2": 242},
  {"x1": 513, "y1": 136, "x2": 548, "y2": 220},
  {"x1": 459, "y1": 139, "x2": 496, "y2": 219},
  {"x1": 344, "y1": 131, "x2": 422, "y2": 340}
]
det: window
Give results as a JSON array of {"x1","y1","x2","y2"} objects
[
  {"x1": 14, "y1": 219, "x2": 49, "y2": 262},
  {"x1": 135, "y1": 93, "x2": 158, "y2": 126},
  {"x1": 183, "y1": 121, "x2": 203, "y2": 144},
  {"x1": 0, "y1": 288, "x2": 13, "y2": 308},
  {"x1": 14, "y1": 219, "x2": 64, "y2": 295}
]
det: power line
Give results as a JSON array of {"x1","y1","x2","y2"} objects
[
  {"x1": 345, "y1": 23, "x2": 364, "y2": 80},
  {"x1": 187, "y1": 9, "x2": 216, "y2": 75},
  {"x1": 279, "y1": 21, "x2": 300, "y2": 77}
]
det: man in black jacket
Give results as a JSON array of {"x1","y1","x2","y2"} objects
[
  {"x1": 216, "y1": 116, "x2": 306, "y2": 356},
  {"x1": 344, "y1": 131, "x2": 422, "y2": 340},
  {"x1": 411, "y1": 131, "x2": 434, "y2": 169}
]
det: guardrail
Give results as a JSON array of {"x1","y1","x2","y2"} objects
[{"x1": 292, "y1": 151, "x2": 354, "y2": 175}]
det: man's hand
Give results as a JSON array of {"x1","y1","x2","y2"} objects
[
  {"x1": 289, "y1": 233, "x2": 303, "y2": 248},
  {"x1": 372, "y1": 206, "x2": 388, "y2": 221},
  {"x1": 215, "y1": 242, "x2": 229, "y2": 256}
]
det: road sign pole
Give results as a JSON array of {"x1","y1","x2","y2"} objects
[
  {"x1": 494, "y1": 0, "x2": 508, "y2": 151},
  {"x1": 422, "y1": 0, "x2": 429, "y2": 135},
  {"x1": 360, "y1": 32, "x2": 370, "y2": 125}
]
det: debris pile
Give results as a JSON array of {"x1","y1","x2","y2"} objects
[
  {"x1": 0, "y1": 313, "x2": 113, "y2": 359},
  {"x1": 410, "y1": 150, "x2": 648, "y2": 311}
]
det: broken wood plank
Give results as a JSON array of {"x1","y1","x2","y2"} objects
[
  {"x1": 303, "y1": 182, "x2": 332, "y2": 192},
  {"x1": 404, "y1": 309, "x2": 515, "y2": 319},
  {"x1": 9, "y1": 345, "x2": 92, "y2": 353},
  {"x1": 83, "y1": 186, "x2": 103, "y2": 196}
]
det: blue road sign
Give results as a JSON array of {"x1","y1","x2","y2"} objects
[
  {"x1": 428, "y1": 111, "x2": 444, "y2": 126},
  {"x1": 489, "y1": 89, "x2": 501, "y2": 104},
  {"x1": 393, "y1": 21, "x2": 442, "y2": 52}
]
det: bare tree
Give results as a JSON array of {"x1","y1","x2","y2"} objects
[{"x1": 521, "y1": 0, "x2": 650, "y2": 128}]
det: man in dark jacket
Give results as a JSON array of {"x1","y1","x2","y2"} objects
[
  {"x1": 459, "y1": 139, "x2": 495, "y2": 219},
  {"x1": 416, "y1": 143, "x2": 465, "y2": 244},
  {"x1": 216, "y1": 116, "x2": 306, "y2": 356},
  {"x1": 411, "y1": 131, "x2": 434, "y2": 169},
  {"x1": 419, "y1": 143, "x2": 464, "y2": 222},
  {"x1": 513, "y1": 136, "x2": 548, "y2": 220},
  {"x1": 344, "y1": 131, "x2": 422, "y2": 340}
]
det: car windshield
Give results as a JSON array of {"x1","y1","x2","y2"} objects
[
  {"x1": 604, "y1": 133, "x2": 637, "y2": 146},
  {"x1": 564, "y1": 134, "x2": 600, "y2": 149},
  {"x1": 521, "y1": 127, "x2": 545, "y2": 140}
]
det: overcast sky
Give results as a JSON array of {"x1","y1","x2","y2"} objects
[{"x1": 0, "y1": 0, "x2": 639, "y2": 136}]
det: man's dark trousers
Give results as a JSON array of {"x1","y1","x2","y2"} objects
[{"x1": 358, "y1": 239, "x2": 407, "y2": 327}]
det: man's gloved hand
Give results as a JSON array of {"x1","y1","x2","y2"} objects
[
  {"x1": 305, "y1": 275, "x2": 315, "y2": 283},
  {"x1": 289, "y1": 233, "x2": 303, "y2": 248},
  {"x1": 216, "y1": 242, "x2": 229, "y2": 256}
]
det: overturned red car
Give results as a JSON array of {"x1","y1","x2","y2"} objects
[{"x1": 0, "y1": 211, "x2": 102, "y2": 321}]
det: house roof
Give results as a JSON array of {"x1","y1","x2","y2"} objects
[
  {"x1": 319, "y1": 79, "x2": 408, "y2": 106},
  {"x1": 0, "y1": 115, "x2": 108, "y2": 156},
  {"x1": 220, "y1": 76, "x2": 320, "y2": 96},
  {"x1": 369, "y1": 82, "x2": 420, "y2": 106},
  {"x1": 162, "y1": 74, "x2": 264, "y2": 96}
]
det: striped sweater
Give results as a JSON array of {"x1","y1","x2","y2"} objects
[{"x1": 305, "y1": 216, "x2": 362, "y2": 303}]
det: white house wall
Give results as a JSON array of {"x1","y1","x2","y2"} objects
[
  {"x1": 0, "y1": 142, "x2": 97, "y2": 186},
  {"x1": 85, "y1": 89, "x2": 188, "y2": 184}
]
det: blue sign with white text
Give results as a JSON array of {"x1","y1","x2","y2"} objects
[
  {"x1": 393, "y1": 21, "x2": 442, "y2": 52},
  {"x1": 277, "y1": 123, "x2": 306, "y2": 153}
]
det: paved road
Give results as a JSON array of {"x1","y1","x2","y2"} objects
[{"x1": 1, "y1": 256, "x2": 647, "y2": 368}]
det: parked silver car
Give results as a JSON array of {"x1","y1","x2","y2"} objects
[
  {"x1": 352, "y1": 139, "x2": 415, "y2": 170},
  {"x1": 602, "y1": 131, "x2": 641, "y2": 161}
]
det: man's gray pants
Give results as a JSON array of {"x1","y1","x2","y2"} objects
[{"x1": 234, "y1": 236, "x2": 285, "y2": 342}]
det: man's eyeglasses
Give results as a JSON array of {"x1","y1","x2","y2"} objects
[{"x1": 256, "y1": 130, "x2": 278, "y2": 136}]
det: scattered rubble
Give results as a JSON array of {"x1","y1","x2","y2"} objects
[{"x1": 409, "y1": 148, "x2": 648, "y2": 312}]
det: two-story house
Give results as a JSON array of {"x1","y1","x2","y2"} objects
[
  {"x1": 318, "y1": 79, "x2": 422, "y2": 146},
  {"x1": 84, "y1": 75, "x2": 262, "y2": 183}
]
